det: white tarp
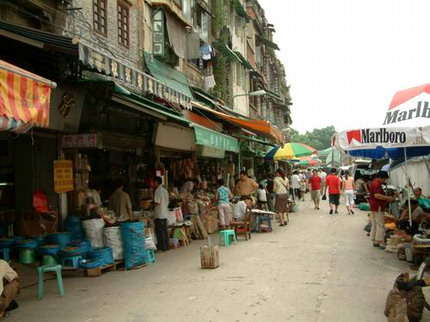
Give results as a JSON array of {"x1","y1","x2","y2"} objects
[
  {"x1": 335, "y1": 126, "x2": 430, "y2": 151},
  {"x1": 389, "y1": 157, "x2": 430, "y2": 195}
]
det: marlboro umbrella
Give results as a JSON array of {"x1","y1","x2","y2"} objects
[
  {"x1": 384, "y1": 84, "x2": 430, "y2": 127},
  {"x1": 334, "y1": 126, "x2": 430, "y2": 160},
  {"x1": 265, "y1": 142, "x2": 317, "y2": 161}
]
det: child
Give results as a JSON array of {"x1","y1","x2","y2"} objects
[{"x1": 257, "y1": 184, "x2": 269, "y2": 211}]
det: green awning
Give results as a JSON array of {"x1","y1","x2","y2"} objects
[
  {"x1": 232, "y1": 0, "x2": 250, "y2": 21},
  {"x1": 112, "y1": 87, "x2": 190, "y2": 125},
  {"x1": 256, "y1": 35, "x2": 280, "y2": 50},
  {"x1": 234, "y1": 51, "x2": 254, "y2": 70},
  {"x1": 193, "y1": 125, "x2": 239, "y2": 153},
  {"x1": 213, "y1": 42, "x2": 243, "y2": 65},
  {"x1": 144, "y1": 52, "x2": 193, "y2": 99}
]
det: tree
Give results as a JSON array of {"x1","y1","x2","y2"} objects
[{"x1": 289, "y1": 126, "x2": 336, "y2": 151}]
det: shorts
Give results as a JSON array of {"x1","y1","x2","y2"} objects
[
  {"x1": 329, "y1": 194, "x2": 340, "y2": 206},
  {"x1": 344, "y1": 190, "x2": 355, "y2": 207},
  {"x1": 311, "y1": 190, "x2": 321, "y2": 203}
]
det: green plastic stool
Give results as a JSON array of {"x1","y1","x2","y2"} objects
[
  {"x1": 219, "y1": 230, "x2": 237, "y2": 248},
  {"x1": 42, "y1": 255, "x2": 58, "y2": 266},
  {"x1": 37, "y1": 265, "x2": 64, "y2": 299},
  {"x1": 19, "y1": 248, "x2": 36, "y2": 264}
]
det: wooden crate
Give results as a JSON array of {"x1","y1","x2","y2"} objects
[
  {"x1": 85, "y1": 263, "x2": 116, "y2": 277},
  {"x1": 200, "y1": 245, "x2": 219, "y2": 269}
]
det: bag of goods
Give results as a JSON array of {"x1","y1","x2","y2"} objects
[
  {"x1": 82, "y1": 218, "x2": 105, "y2": 248},
  {"x1": 103, "y1": 227, "x2": 123, "y2": 260},
  {"x1": 120, "y1": 222, "x2": 146, "y2": 269}
]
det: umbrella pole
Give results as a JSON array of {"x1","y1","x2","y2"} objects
[{"x1": 404, "y1": 148, "x2": 412, "y2": 227}]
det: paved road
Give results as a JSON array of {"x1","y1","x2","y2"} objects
[{"x1": 7, "y1": 199, "x2": 418, "y2": 322}]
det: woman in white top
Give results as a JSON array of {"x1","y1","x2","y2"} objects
[{"x1": 274, "y1": 169, "x2": 289, "y2": 226}]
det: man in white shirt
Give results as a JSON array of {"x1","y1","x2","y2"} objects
[
  {"x1": 233, "y1": 198, "x2": 252, "y2": 221},
  {"x1": 291, "y1": 171, "x2": 301, "y2": 200},
  {"x1": 319, "y1": 169, "x2": 327, "y2": 195},
  {"x1": 154, "y1": 177, "x2": 170, "y2": 251}
]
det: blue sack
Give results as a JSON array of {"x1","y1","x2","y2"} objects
[{"x1": 120, "y1": 222, "x2": 146, "y2": 269}]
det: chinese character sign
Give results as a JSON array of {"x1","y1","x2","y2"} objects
[{"x1": 54, "y1": 160, "x2": 74, "y2": 193}]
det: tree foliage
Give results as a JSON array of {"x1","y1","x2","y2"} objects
[{"x1": 289, "y1": 126, "x2": 336, "y2": 151}]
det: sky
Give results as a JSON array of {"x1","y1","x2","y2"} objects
[{"x1": 263, "y1": 0, "x2": 430, "y2": 133}]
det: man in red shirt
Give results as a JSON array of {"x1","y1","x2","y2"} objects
[
  {"x1": 368, "y1": 171, "x2": 394, "y2": 248},
  {"x1": 308, "y1": 169, "x2": 322, "y2": 210},
  {"x1": 325, "y1": 168, "x2": 342, "y2": 215}
]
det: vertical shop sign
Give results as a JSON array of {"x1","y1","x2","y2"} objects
[{"x1": 54, "y1": 160, "x2": 74, "y2": 193}]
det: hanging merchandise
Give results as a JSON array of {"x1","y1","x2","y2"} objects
[
  {"x1": 82, "y1": 218, "x2": 105, "y2": 248},
  {"x1": 103, "y1": 227, "x2": 124, "y2": 260},
  {"x1": 120, "y1": 222, "x2": 146, "y2": 269}
]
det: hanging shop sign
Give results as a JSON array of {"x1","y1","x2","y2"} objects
[
  {"x1": 61, "y1": 132, "x2": 147, "y2": 151},
  {"x1": 49, "y1": 85, "x2": 85, "y2": 132},
  {"x1": 53, "y1": 160, "x2": 74, "y2": 193},
  {"x1": 197, "y1": 146, "x2": 225, "y2": 159},
  {"x1": 193, "y1": 126, "x2": 239, "y2": 153},
  {"x1": 155, "y1": 123, "x2": 196, "y2": 151},
  {"x1": 62, "y1": 133, "x2": 100, "y2": 149},
  {"x1": 79, "y1": 44, "x2": 192, "y2": 110}
]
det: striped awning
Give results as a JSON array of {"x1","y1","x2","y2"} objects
[{"x1": 0, "y1": 60, "x2": 56, "y2": 130}]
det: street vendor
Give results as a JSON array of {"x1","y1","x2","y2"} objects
[
  {"x1": 153, "y1": 177, "x2": 170, "y2": 251},
  {"x1": 109, "y1": 179, "x2": 133, "y2": 221},
  {"x1": 368, "y1": 171, "x2": 395, "y2": 248},
  {"x1": 216, "y1": 179, "x2": 233, "y2": 229},
  {"x1": 234, "y1": 171, "x2": 258, "y2": 198},
  {"x1": 0, "y1": 260, "x2": 19, "y2": 318},
  {"x1": 414, "y1": 187, "x2": 430, "y2": 210},
  {"x1": 232, "y1": 197, "x2": 252, "y2": 222},
  {"x1": 82, "y1": 197, "x2": 115, "y2": 225}
]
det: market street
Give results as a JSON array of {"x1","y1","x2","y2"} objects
[{"x1": 6, "y1": 199, "x2": 423, "y2": 322}]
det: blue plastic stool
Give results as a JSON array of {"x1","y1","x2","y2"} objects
[
  {"x1": 219, "y1": 230, "x2": 237, "y2": 247},
  {"x1": 37, "y1": 265, "x2": 64, "y2": 299},
  {"x1": 61, "y1": 255, "x2": 83, "y2": 268},
  {"x1": 145, "y1": 249, "x2": 156, "y2": 264},
  {"x1": 0, "y1": 248, "x2": 10, "y2": 261}
]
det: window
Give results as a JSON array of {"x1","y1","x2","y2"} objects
[
  {"x1": 152, "y1": 10, "x2": 165, "y2": 56},
  {"x1": 93, "y1": 0, "x2": 107, "y2": 35},
  {"x1": 118, "y1": 2, "x2": 130, "y2": 47}
]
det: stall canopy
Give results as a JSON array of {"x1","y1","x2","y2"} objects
[
  {"x1": 384, "y1": 83, "x2": 430, "y2": 127},
  {"x1": 192, "y1": 125, "x2": 239, "y2": 153},
  {"x1": 334, "y1": 126, "x2": 430, "y2": 160},
  {"x1": 192, "y1": 100, "x2": 284, "y2": 144},
  {"x1": 0, "y1": 60, "x2": 56, "y2": 131},
  {"x1": 143, "y1": 52, "x2": 193, "y2": 101}
]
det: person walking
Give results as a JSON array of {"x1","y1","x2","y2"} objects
[
  {"x1": 325, "y1": 168, "x2": 342, "y2": 215},
  {"x1": 153, "y1": 177, "x2": 170, "y2": 251},
  {"x1": 273, "y1": 169, "x2": 289, "y2": 226},
  {"x1": 343, "y1": 171, "x2": 356, "y2": 215},
  {"x1": 291, "y1": 171, "x2": 301, "y2": 201},
  {"x1": 368, "y1": 171, "x2": 394, "y2": 248},
  {"x1": 319, "y1": 169, "x2": 327, "y2": 196},
  {"x1": 308, "y1": 169, "x2": 322, "y2": 210},
  {"x1": 216, "y1": 179, "x2": 233, "y2": 230}
]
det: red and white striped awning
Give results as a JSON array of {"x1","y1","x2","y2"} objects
[{"x1": 0, "y1": 60, "x2": 56, "y2": 131}]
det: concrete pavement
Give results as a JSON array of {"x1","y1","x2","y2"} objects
[{"x1": 6, "y1": 198, "x2": 424, "y2": 322}]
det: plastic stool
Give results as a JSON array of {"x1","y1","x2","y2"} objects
[
  {"x1": 42, "y1": 255, "x2": 58, "y2": 266},
  {"x1": 219, "y1": 230, "x2": 237, "y2": 247},
  {"x1": 19, "y1": 248, "x2": 36, "y2": 264},
  {"x1": 0, "y1": 248, "x2": 10, "y2": 261},
  {"x1": 145, "y1": 249, "x2": 156, "y2": 264},
  {"x1": 61, "y1": 255, "x2": 83, "y2": 268},
  {"x1": 37, "y1": 265, "x2": 64, "y2": 299}
]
